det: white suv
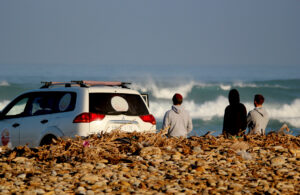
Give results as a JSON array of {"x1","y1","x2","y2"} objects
[{"x1": 0, "y1": 81, "x2": 156, "y2": 148}]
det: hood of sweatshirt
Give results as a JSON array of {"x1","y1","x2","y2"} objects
[
  {"x1": 228, "y1": 89, "x2": 240, "y2": 105},
  {"x1": 172, "y1": 105, "x2": 182, "y2": 114}
]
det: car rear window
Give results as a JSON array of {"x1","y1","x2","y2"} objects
[{"x1": 89, "y1": 93, "x2": 149, "y2": 116}]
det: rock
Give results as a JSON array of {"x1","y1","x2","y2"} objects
[
  {"x1": 218, "y1": 169, "x2": 228, "y2": 176},
  {"x1": 207, "y1": 179, "x2": 216, "y2": 187},
  {"x1": 271, "y1": 156, "x2": 286, "y2": 167},
  {"x1": 34, "y1": 189, "x2": 45, "y2": 195},
  {"x1": 147, "y1": 166, "x2": 157, "y2": 173},
  {"x1": 24, "y1": 190, "x2": 37, "y2": 195},
  {"x1": 12, "y1": 157, "x2": 28, "y2": 163},
  {"x1": 92, "y1": 181, "x2": 107, "y2": 189},
  {"x1": 76, "y1": 186, "x2": 86, "y2": 194},
  {"x1": 140, "y1": 147, "x2": 161, "y2": 157},
  {"x1": 236, "y1": 150, "x2": 252, "y2": 160},
  {"x1": 195, "y1": 166, "x2": 205, "y2": 173},
  {"x1": 95, "y1": 163, "x2": 106, "y2": 169},
  {"x1": 120, "y1": 180, "x2": 131, "y2": 187},
  {"x1": 192, "y1": 146, "x2": 202, "y2": 153},
  {"x1": 43, "y1": 192, "x2": 55, "y2": 195},
  {"x1": 233, "y1": 192, "x2": 242, "y2": 195},
  {"x1": 288, "y1": 148, "x2": 300, "y2": 157},
  {"x1": 276, "y1": 182, "x2": 294, "y2": 191},
  {"x1": 253, "y1": 146, "x2": 260, "y2": 151},
  {"x1": 51, "y1": 170, "x2": 57, "y2": 176},
  {"x1": 17, "y1": 173, "x2": 26, "y2": 179},
  {"x1": 276, "y1": 168, "x2": 289, "y2": 175},
  {"x1": 248, "y1": 182, "x2": 258, "y2": 188},
  {"x1": 259, "y1": 149, "x2": 268, "y2": 155},
  {"x1": 171, "y1": 152, "x2": 182, "y2": 160},
  {"x1": 229, "y1": 183, "x2": 243, "y2": 191},
  {"x1": 0, "y1": 131, "x2": 299, "y2": 194},
  {"x1": 268, "y1": 187, "x2": 281, "y2": 194},
  {"x1": 81, "y1": 163, "x2": 95, "y2": 170},
  {"x1": 81, "y1": 174, "x2": 99, "y2": 184},
  {"x1": 86, "y1": 190, "x2": 95, "y2": 195},
  {"x1": 273, "y1": 145, "x2": 285, "y2": 152},
  {"x1": 230, "y1": 141, "x2": 249, "y2": 151}
]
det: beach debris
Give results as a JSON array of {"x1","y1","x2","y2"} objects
[
  {"x1": 83, "y1": 140, "x2": 90, "y2": 147},
  {"x1": 236, "y1": 150, "x2": 252, "y2": 160},
  {"x1": 0, "y1": 131, "x2": 299, "y2": 194}
]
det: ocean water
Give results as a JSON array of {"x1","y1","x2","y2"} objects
[{"x1": 0, "y1": 64, "x2": 299, "y2": 136}]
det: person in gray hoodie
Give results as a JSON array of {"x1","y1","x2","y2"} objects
[
  {"x1": 162, "y1": 93, "x2": 193, "y2": 138},
  {"x1": 247, "y1": 94, "x2": 269, "y2": 135}
]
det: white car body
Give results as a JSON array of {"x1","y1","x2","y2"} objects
[{"x1": 0, "y1": 81, "x2": 156, "y2": 148}]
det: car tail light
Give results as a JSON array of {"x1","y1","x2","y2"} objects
[
  {"x1": 73, "y1": 113, "x2": 105, "y2": 123},
  {"x1": 140, "y1": 114, "x2": 156, "y2": 125}
]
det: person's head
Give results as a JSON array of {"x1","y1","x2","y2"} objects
[
  {"x1": 172, "y1": 93, "x2": 183, "y2": 105},
  {"x1": 254, "y1": 94, "x2": 264, "y2": 107},
  {"x1": 228, "y1": 89, "x2": 240, "y2": 105}
]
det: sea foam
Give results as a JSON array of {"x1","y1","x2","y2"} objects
[
  {"x1": 0, "y1": 81, "x2": 10, "y2": 86},
  {"x1": 132, "y1": 81, "x2": 195, "y2": 99},
  {"x1": 0, "y1": 100, "x2": 10, "y2": 111},
  {"x1": 150, "y1": 97, "x2": 300, "y2": 128}
]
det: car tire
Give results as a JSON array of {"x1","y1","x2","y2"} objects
[{"x1": 40, "y1": 134, "x2": 57, "y2": 146}]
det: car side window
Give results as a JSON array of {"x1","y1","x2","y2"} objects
[
  {"x1": 30, "y1": 96, "x2": 54, "y2": 116},
  {"x1": 5, "y1": 97, "x2": 29, "y2": 118},
  {"x1": 28, "y1": 92, "x2": 76, "y2": 116}
]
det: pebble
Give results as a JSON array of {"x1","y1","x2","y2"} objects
[
  {"x1": 0, "y1": 132, "x2": 298, "y2": 194},
  {"x1": 271, "y1": 156, "x2": 286, "y2": 167}
]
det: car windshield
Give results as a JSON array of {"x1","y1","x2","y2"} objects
[{"x1": 89, "y1": 93, "x2": 149, "y2": 116}]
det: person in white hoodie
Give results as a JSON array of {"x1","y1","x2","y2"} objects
[
  {"x1": 162, "y1": 93, "x2": 193, "y2": 138},
  {"x1": 247, "y1": 94, "x2": 269, "y2": 135}
]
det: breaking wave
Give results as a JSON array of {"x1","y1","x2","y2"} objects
[
  {"x1": 0, "y1": 100, "x2": 10, "y2": 111},
  {"x1": 150, "y1": 97, "x2": 300, "y2": 128},
  {"x1": 0, "y1": 79, "x2": 299, "y2": 130},
  {"x1": 0, "y1": 80, "x2": 10, "y2": 86},
  {"x1": 132, "y1": 80, "x2": 196, "y2": 99}
]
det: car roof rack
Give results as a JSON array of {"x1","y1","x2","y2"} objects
[{"x1": 40, "y1": 80, "x2": 131, "y2": 89}]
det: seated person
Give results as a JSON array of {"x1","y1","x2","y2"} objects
[
  {"x1": 223, "y1": 89, "x2": 247, "y2": 138},
  {"x1": 247, "y1": 94, "x2": 269, "y2": 135}
]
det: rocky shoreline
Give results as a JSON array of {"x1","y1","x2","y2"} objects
[{"x1": 0, "y1": 131, "x2": 299, "y2": 194}]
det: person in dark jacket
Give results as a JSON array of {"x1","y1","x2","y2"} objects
[{"x1": 222, "y1": 89, "x2": 247, "y2": 138}]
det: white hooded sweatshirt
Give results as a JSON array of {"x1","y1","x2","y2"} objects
[
  {"x1": 162, "y1": 105, "x2": 193, "y2": 138},
  {"x1": 247, "y1": 107, "x2": 269, "y2": 135}
]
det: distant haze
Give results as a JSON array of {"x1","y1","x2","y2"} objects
[{"x1": 0, "y1": 0, "x2": 299, "y2": 68}]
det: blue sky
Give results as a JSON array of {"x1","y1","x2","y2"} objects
[{"x1": 0, "y1": 0, "x2": 299, "y2": 67}]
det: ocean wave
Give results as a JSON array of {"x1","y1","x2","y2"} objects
[
  {"x1": 131, "y1": 80, "x2": 291, "y2": 99},
  {"x1": 0, "y1": 81, "x2": 10, "y2": 86},
  {"x1": 150, "y1": 97, "x2": 300, "y2": 128},
  {"x1": 264, "y1": 99, "x2": 300, "y2": 127},
  {"x1": 220, "y1": 84, "x2": 231, "y2": 91},
  {"x1": 132, "y1": 80, "x2": 195, "y2": 99},
  {"x1": 150, "y1": 96, "x2": 228, "y2": 120},
  {"x1": 0, "y1": 100, "x2": 10, "y2": 111},
  {"x1": 219, "y1": 82, "x2": 289, "y2": 91}
]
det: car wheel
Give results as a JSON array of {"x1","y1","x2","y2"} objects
[{"x1": 40, "y1": 134, "x2": 57, "y2": 146}]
